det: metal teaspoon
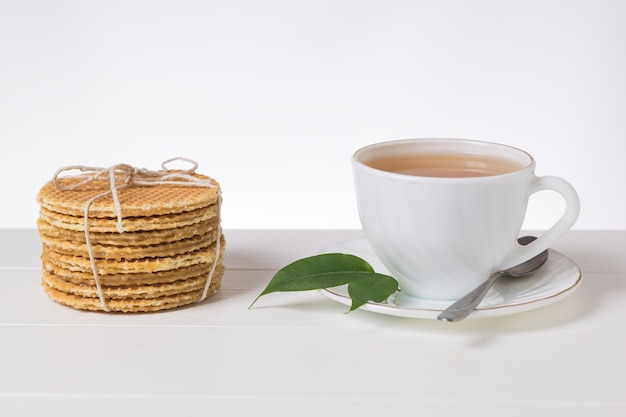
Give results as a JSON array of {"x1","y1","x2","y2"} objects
[{"x1": 437, "y1": 236, "x2": 549, "y2": 322}]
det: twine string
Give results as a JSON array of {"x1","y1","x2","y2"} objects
[{"x1": 52, "y1": 157, "x2": 222, "y2": 312}]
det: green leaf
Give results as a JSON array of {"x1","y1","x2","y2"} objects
[
  {"x1": 249, "y1": 253, "x2": 376, "y2": 308},
  {"x1": 347, "y1": 274, "x2": 399, "y2": 312},
  {"x1": 249, "y1": 253, "x2": 399, "y2": 313}
]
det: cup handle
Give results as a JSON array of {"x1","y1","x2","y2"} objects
[{"x1": 500, "y1": 175, "x2": 580, "y2": 270}]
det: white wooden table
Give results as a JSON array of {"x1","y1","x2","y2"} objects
[{"x1": 1, "y1": 229, "x2": 625, "y2": 416}]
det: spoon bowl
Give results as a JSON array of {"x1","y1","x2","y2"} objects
[{"x1": 437, "y1": 236, "x2": 549, "y2": 322}]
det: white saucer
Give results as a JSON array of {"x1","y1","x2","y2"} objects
[{"x1": 318, "y1": 237, "x2": 582, "y2": 320}]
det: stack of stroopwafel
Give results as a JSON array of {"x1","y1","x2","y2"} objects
[{"x1": 36, "y1": 159, "x2": 225, "y2": 313}]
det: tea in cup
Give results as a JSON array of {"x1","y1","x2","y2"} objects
[{"x1": 352, "y1": 138, "x2": 580, "y2": 300}]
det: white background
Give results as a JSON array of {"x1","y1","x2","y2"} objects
[{"x1": 1, "y1": 0, "x2": 624, "y2": 230}]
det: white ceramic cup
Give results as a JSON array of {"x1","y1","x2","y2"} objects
[{"x1": 352, "y1": 138, "x2": 580, "y2": 300}]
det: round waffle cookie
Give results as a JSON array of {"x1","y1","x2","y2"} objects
[
  {"x1": 37, "y1": 217, "x2": 217, "y2": 246},
  {"x1": 37, "y1": 172, "x2": 220, "y2": 218},
  {"x1": 41, "y1": 264, "x2": 225, "y2": 312},
  {"x1": 37, "y1": 205, "x2": 219, "y2": 233},
  {"x1": 40, "y1": 228, "x2": 220, "y2": 260},
  {"x1": 40, "y1": 235, "x2": 225, "y2": 274},
  {"x1": 42, "y1": 264, "x2": 225, "y2": 300},
  {"x1": 35, "y1": 159, "x2": 226, "y2": 313},
  {"x1": 42, "y1": 255, "x2": 221, "y2": 286}
]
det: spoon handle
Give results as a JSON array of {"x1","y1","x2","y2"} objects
[{"x1": 437, "y1": 271, "x2": 503, "y2": 322}]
